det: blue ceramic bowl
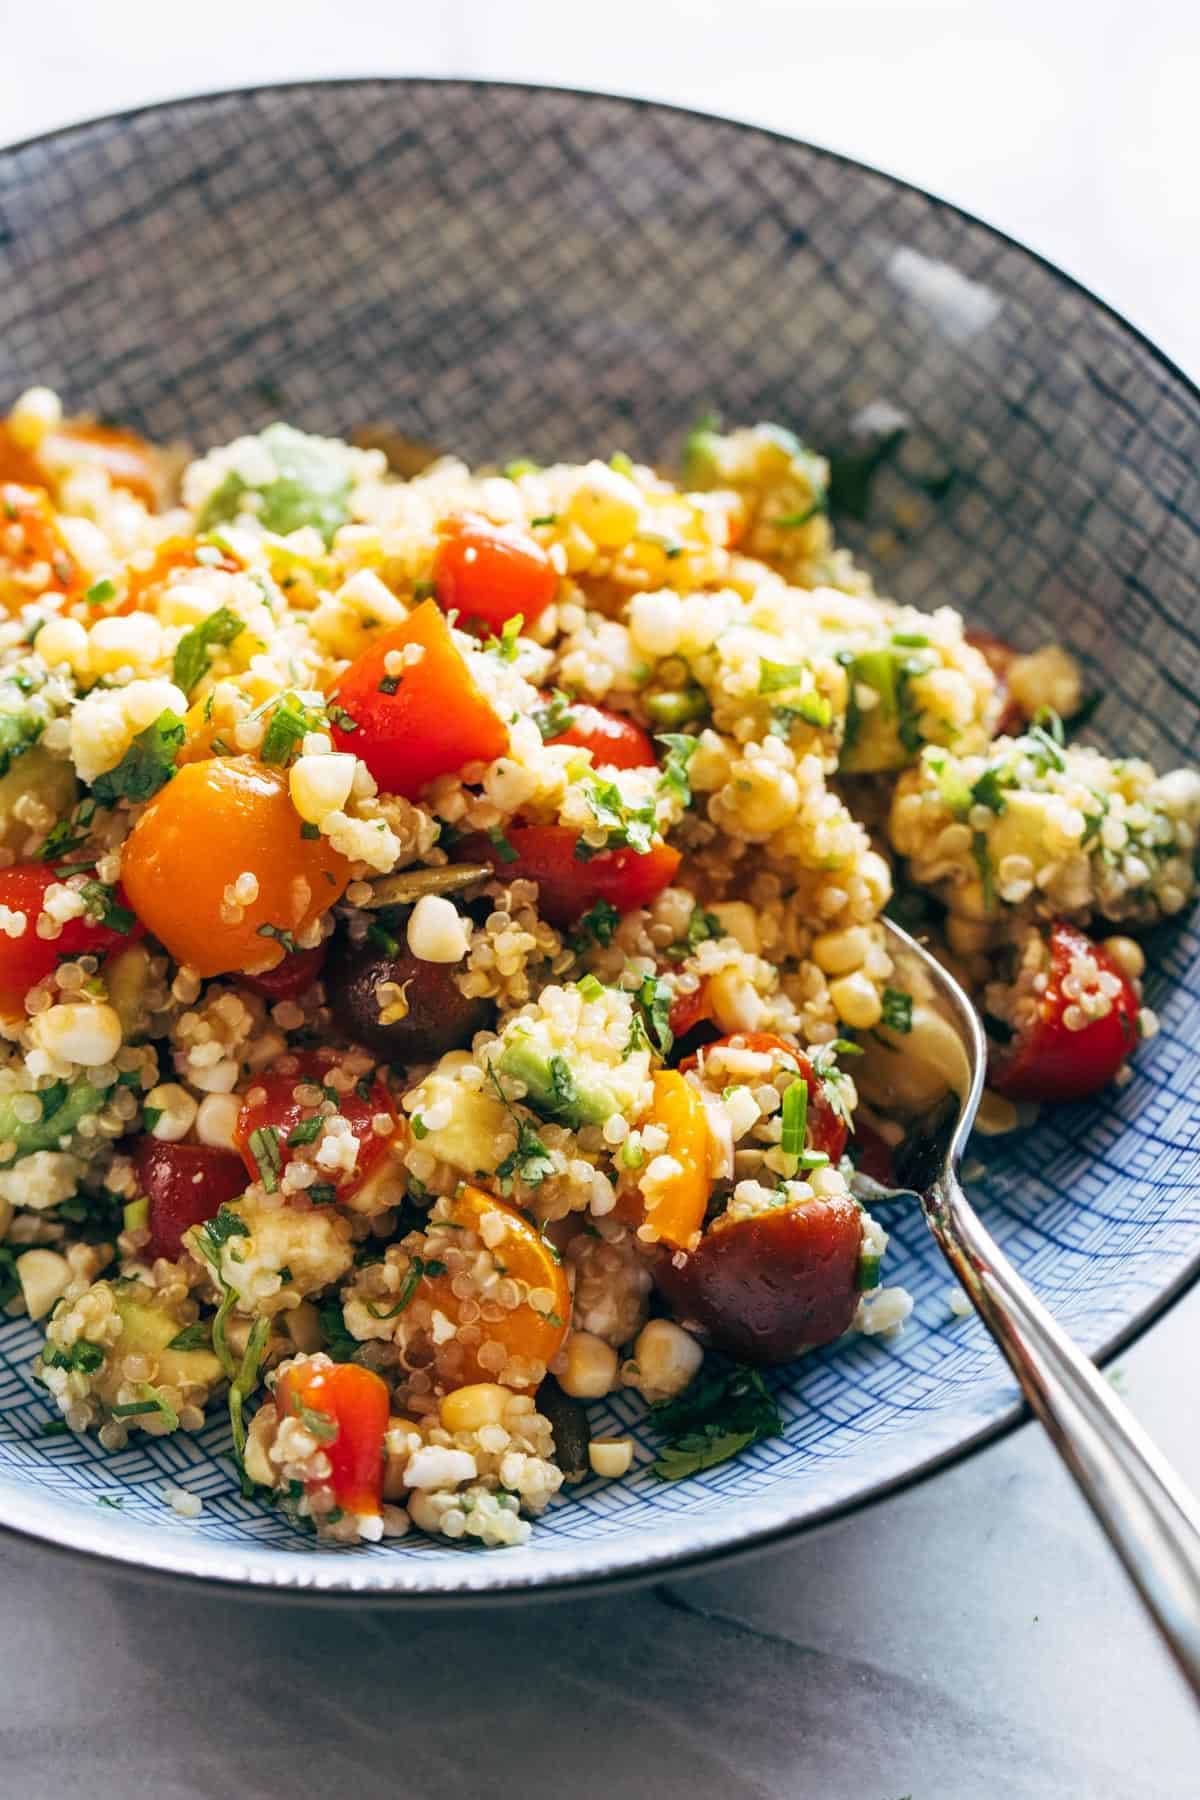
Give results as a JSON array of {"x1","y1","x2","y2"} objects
[{"x1": 0, "y1": 80, "x2": 1197, "y2": 1600}]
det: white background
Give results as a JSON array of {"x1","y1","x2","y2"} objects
[{"x1": 1, "y1": 4, "x2": 1199, "y2": 1795}]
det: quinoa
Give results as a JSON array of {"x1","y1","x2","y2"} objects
[{"x1": 0, "y1": 397, "x2": 1192, "y2": 1550}]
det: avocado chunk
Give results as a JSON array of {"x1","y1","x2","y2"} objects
[
  {"x1": 498, "y1": 1036, "x2": 619, "y2": 1129},
  {"x1": 0, "y1": 1078, "x2": 106, "y2": 1167},
  {"x1": 113, "y1": 1285, "x2": 223, "y2": 1391},
  {"x1": 197, "y1": 423, "x2": 352, "y2": 544}
]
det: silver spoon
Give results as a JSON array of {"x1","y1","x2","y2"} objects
[{"x1": 855, "y1": 917, "x2": 1200, "y2": 1700}]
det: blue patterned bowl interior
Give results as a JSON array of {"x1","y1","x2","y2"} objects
[{"x1": 0, "y1": 81, "x2": 1197, "y2": 1598}]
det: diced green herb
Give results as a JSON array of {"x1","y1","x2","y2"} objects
[
  {"x1": 166, "y1": 1322, "x2": 211, "y2": 1352},
  {"x1": 141, "y1": 1107, "x2": 163, "y2": 1134},
  {"x1": 366, "y1": 1255, "x2": 427, "y2": 1319},
  {"x1": 366, "y1": 921, "x2": 400, "y2": 957},
  {"x1": 91, "y1": 711, "x2": 184, "y2": 805},
  {"x1": 318, "y1": 1301, "x2": 358, "y2": 1362},
  {"x1": 650, "y1": 1364, "x2": 782, "y2": 1480},
  {"x1": 172, "y1": 606, "x2": 245, "y2": 695},
  {"x1": 77, "y1": 879, "x2": 136, "y2": 934},
  {"x1": 256, "y1": 922, "x2": 299, "y2": 954},
  {"x1": 534, "y1": 690, "x2": 578, "y2": 741},
  {"x1": 656, "y1": 731, "x2": 698, "y2": 807},
  {"x1": 260, "y1": 692, "x2": 323, "y2": 765},
  {"x1": 880, "y1": 988, "x2": 913, "y2": 1034},
  {"x1": 856, "y1": 1253, "x2": 882, "y2": 1291},
  {"x1": 228, "y1": 1314, "x2": 270, "y2": 1487},
  {"x1": 780, "y1": 1077, "x2": 809, "y2": 1163},
  {"x1": 577, "y1": 974, "x2": 605, "y2": 1002},
  {"x1": 530, "y1": 513, "x2": 558, "y2": 528},
  {"x1": 570, "y1": 898, "x2": 620, "y2": 949},
  {"x1": 482, "y1": 613, "x2": 524, "y2": 662},
  {"x1": 85, "y1": 577, "x2": 117, "y2": 607},
  {"x1": 488, "y1": 1067, "x2": 555, "y2": 1191},
  {"x1": 633, "y1": 973, "x2": 674, "y2": 1061},
  {"x1": 578, "y1": 776, "x2": 657, "y2": 854},
  {"x1": 42, "y1": 1339, "x2": 106, "y2": 1375},
  {"x1": 285, "y1": 1115, "x2": 324, "y2": 1148},
  {"x1": 40, "y1": 798, "x2": 99, "y2": 864},
  {"x1": 410, "y1": 1113, "x2": 429, "y2": 1140},
  {"x1": 247, "y1": 1125, "x2": 283, "y2": 1191}
]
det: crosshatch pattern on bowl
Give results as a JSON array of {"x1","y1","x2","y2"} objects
[{"x1": 0, "y1": 80, "x2": 1197, "y2": 1595}]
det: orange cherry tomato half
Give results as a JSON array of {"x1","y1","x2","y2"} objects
[
  {"x1": 274, "y1": 1360, "x2": 391, "y2": 1516},
  {"x1": 1, "y1": 483, "x2": 81, "y2": 613},
  {"x1": 680, "y1": 1031, "x2": 849, "y2": 1164},
  {"x1": 120, "y1": 757, "x2": 351, "y2": 979},
  {"x1": 134, "y1": 1138, "x2": 249, "y2": 1262},
  {"x1": 235, "y1": 1051, "x2": 399, "y2": 1204},
  {"x1": 456, "y1": 823, "x2": 680, "y2": 928},
  {"x1": 0, "y1": 419, "x2": 163, "y2": 508},
  {"x1": 988, "y1": 921, "x2": 1140, "y2": 1104},
  {"x1": 0, "y1": 863, "x2": 142, "y2": 1013},
  {"x1": 433, "y1": 514, "x2": 558, "y2": 634},
  {"x1": 328, "y1": 598, "x2": 509, "y2": 800},
  {"x1": 538, "y1": 695, "x2": 657, "y2": 770},
  {"x1": 655, "y1": 1193, "x2": 864, "y2": 1363},
  {"x1": 418, "y1": 1186, "x2": 571, "y2": 1391}
]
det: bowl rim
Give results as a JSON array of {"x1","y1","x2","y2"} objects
[{"x1": 1, "y1": 74, "x2": 1197, "y2": 1603}]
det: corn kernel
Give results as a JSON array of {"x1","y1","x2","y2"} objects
[
  {"x1": 810, "y1": 926, "x2": 870, "y2": 976},
  {"x1": 31, "y1": 1001, "x2": 123, "y2": 1067},
  {"x1": 829, "y1": 971, "x2": 883, "y2": 1030},
  {"x1": 588, "y1": 1436, "x2": 634, "y2": 1478},
  {"x1": 289, "y1": 752, "x2": 356, "y2": 825},
  {"x1": 407, "y1": 893, "x2": 470, "y2": 964},
  {"x1": 440, "y1": 1382, "x2": 510, "y2": 1433},
  {"x1": 144, "y1": 1083, "x2": 198, "y2": 1143},
  {"x1": 8, "y1": 386, "x2": 62, "y2": 450},
  {"x1": 557, "y1": 1330, "x2": 618, "y2": 1399}
]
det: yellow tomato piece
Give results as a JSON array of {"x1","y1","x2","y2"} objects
[
  {"x1": 120, "y1": 756, "x2": 351, "y2": 977},
  {"x1": 643, "y1": 1069, "x2": 710, "y2": 1251}
]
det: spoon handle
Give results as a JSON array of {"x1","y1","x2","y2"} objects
[{"x1": 925, "y1": 1169, "x2": 1200, "y2": 1701}]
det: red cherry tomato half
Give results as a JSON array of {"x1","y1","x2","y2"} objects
[
  {"x1": 235, "y1": 1051, "x2": 399, "y2": 1202},
  {"x1": 134, "y1": 1139, "x2": 249, "y2": 1262},
  {"x1": 240, "y1": 943, "x2": 327, "y2": 1002},
  {"x1": 274, "y1": 1360, "x2": 391, "y2": 1516},
  {"x1": 539, "y1": 696, "x2": 657, "y2": 770},
  {"x1": 329, "y1": 598, "x2": 508, "y2": 800},
  {"x1": 433, "y1": 513, "x2": 558, "y2": 634},
  {"x1": 667, "y1": 977, "x2": 713, "y2": 1043},
  {"x1": 988, "y1": 921, "x2": 1140, "y2": 1104},
  {"x1": 0, "y1": 864, "x2": 143, "y2": 1014},
  {"x1": 655, "y1": 1193, "x2": 864, "y2": 1363},
  {"x1": 456, "y1": 823, "x2": 681, "y2": 928},
  {"x1": 680, "y1": 1031, "x2": 848, "y2": 1164}
]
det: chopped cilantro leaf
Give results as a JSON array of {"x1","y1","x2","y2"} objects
[
  {"x1": 247, "y1": 1126, "x2": 283, "y2": 1192},
  {"x1": 172, "y1": 606, "x2": 245, "y2": 695},
  {"x1": 650, "y1": 1365, "x2": 782, "y2": 1480},
  {"x1": 91, "y1": 711, "x2": 184, "y2": 806},
  {"x1": 881, "y1": 988, "x2": 913, "y2": 1034}
]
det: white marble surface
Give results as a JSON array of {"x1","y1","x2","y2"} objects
[{"x1": 2, "y1": 4, "x2": 1199, "y2": 1794}]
